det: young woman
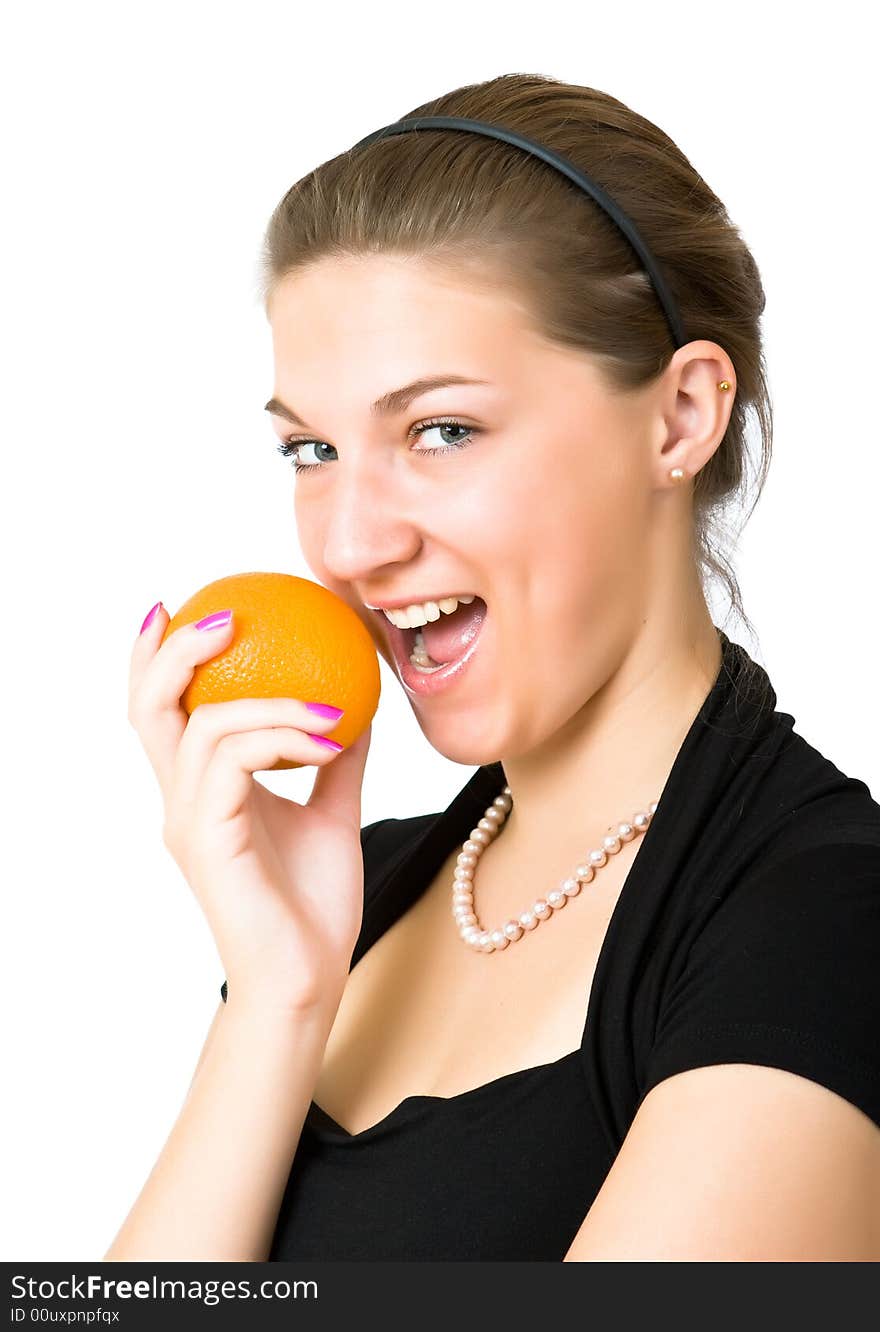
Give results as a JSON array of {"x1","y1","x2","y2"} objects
[{"x1": 110, "y1": 73, "x2": 880, "y2": 1261}]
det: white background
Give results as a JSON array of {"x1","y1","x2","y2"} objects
[{"x1": 2, "y1": 0, "x2": 877, "y2": 1261}]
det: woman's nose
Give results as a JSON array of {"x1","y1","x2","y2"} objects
[{"x1": 317, "y1": 469, "x2": 423, "y2": 586}]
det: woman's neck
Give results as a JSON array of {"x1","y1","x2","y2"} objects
[{"x1": 496, "y1": 610, "x2": 723, "y2": 860}]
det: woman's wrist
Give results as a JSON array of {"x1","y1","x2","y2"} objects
[{"x1": 222, "y1": 982, "x2": 345, "y2": 1035}]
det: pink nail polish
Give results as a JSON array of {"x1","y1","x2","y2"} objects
[
  {"x1": 307, "y1": 733, "x2": 344, "y2": 751},
  {"x1": 139, "y1": 601, "x2": 163, "y2": 635},
  {"x1": 195, "y1": 610, "x2": 233, "y2": 632},
  {"x1": 305, "y1": 702, "x2": 346, "y2": 720}
]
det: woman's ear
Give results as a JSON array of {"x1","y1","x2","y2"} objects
[{"x1": 654, "y1": 340, "x2": 736, "y2": 484}]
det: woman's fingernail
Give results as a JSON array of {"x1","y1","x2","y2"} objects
[
  {"x1": 195, "y1": 610, "x2": 233, "y2": 632},
  {"x1": 307, "y1": 733, "x2": 344, "y2": 751},
  {"x1": 139, "y1": 601, "x2": 163, "y2": 635},
  {"x1": 305, "y1": 702, "x2": 346, "y2": 720}
]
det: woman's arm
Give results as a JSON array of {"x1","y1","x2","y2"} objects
[
  {"x1": 185, "y1": 997, "x2": 227, "y2": 1096},
  {"x1": 103, "y1": 991, "x2": 341, "y2": 1261},
  {"x1": 563, "y1": 1061, "x2": 880, "y2": 1260}
]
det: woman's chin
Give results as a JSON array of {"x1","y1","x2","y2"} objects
[{"x1": 413, "y1": 724, "x2": 503, "y2": 771}]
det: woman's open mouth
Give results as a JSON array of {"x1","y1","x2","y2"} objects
[{"x1": 372, "y1": 596, "x2": 489, "y2": 696}]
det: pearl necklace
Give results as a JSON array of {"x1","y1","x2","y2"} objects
[{"x1": 452, "y1": 785, "x2": 660, "y2": 952}]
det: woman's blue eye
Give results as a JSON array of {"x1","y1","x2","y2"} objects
[{"x1": 275, "y1": 418, "x2": 478, "y2": 475}]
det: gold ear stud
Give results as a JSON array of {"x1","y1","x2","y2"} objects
[{"x1": 718, "y1": 380, "x2": 731, "y2": 390}]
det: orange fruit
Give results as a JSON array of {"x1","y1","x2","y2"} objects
[{"x1": 162, "y1": 571, "x2": 381, "y2": 771}]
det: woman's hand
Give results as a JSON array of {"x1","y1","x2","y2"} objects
[{"x1": 128, "y1": 604, "x2": 373, "y2": 1015}]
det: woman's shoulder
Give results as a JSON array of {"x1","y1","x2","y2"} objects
[
  {"x1": 725, "y1": 706, "x2": 880, "y2": 869},
  {"x1": 639, "y1": 708, "x2": 880, "y2": 1131},
  {"x1": 680, "y1": 713, "x2": 880, "y2": 978}
]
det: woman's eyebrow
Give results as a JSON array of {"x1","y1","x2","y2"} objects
[{"x1": 263, "y1": 374, "x2": 491, "y2": 427}]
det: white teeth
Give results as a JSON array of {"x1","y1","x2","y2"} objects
[{"x1": 382, "y1": 593, "x2": 477, "y2": 630}]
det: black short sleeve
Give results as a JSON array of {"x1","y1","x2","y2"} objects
[
  {"x1": 641, "y1": 842, "x2": 880, "y2": 1130},
  {"x1": 218, "y1": 816, "x2": 397, "y2": 1004}
]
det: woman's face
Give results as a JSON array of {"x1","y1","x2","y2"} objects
[{"x1": 265, "y1": 253, "x2": 664, "y2": 765}]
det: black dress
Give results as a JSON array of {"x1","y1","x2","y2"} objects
[{"x1": 224, "y1": 628, "x2": 880, "y2": 1260}]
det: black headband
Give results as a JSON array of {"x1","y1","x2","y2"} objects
[{"x1": 350, "y1": 115, "x2": 686, "y2": 351}]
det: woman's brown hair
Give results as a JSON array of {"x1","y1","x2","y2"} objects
[{"x1": 259, "y1": 72, "x2": 772, "y2": 668}]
